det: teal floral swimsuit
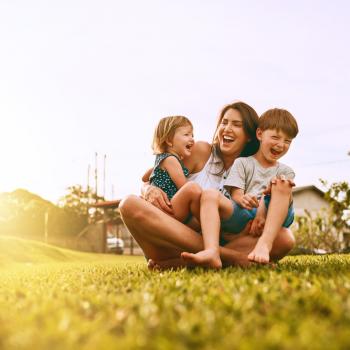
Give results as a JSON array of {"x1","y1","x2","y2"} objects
[{"x1": 150, "y1": 153, "x2": 189, "y2": 199}]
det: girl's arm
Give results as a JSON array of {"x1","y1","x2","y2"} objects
[{"x1": 162, "y1": 156, "x2": 188, "y2": 189}]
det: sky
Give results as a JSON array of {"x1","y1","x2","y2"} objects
[{"x1": 0, "y1": 0, "x2": 349, "y2": 203}]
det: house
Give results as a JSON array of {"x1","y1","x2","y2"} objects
[
  {"x1": 292, "y1": 185, "x2": 350, "y2": 250},
  {"x1": 292, "y1": 185, "x2": 329, "y2": 216},
  {"x1": 75, "y1": 200, "x2": 143, "y2": 255}
]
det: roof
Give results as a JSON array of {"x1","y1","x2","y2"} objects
[
  {"x1": 89, "y1": 199, "x2": 122, "y2": 208},
  {"x1": 292, "y1": 185, "x2": 325, "y2": 196}
]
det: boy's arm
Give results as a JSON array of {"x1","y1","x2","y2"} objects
[
  {"x1": 162, "y1": 156, "x2": 187, "y2": 189},
  {"x1": 142, "y1": 167, "x2": 153, "y2": 182},
  {"x1": 230, "y1": 188, "x2": 259, "y2": 210},
  {"x1": 225, "y1": 158, "x2": 258, "y2": 209}
]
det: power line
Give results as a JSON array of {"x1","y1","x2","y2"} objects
[{"x1": 296, "y1": 158, "x2": 350, "y2": 168}]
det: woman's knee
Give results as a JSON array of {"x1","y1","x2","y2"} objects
[
  {"x1": 271, "y1": 228, "x2": 295, "y2": 259},
  {"x1": 283, "y1": 229, "x2": 296, "y2": 251},
  {"x1": 119, "y1": 195, "x2": 147, "y2": 222}
]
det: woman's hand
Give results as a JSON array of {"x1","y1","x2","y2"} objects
[
  {"x1": 249, "y1": 215, "x2": 265, "y2": 237},
  {"x1": 222, "y1": 221, "x2": 252, "y2": 242},
  {"x1": 143, "y1": 184, "x2": 174, "y2": 215}
]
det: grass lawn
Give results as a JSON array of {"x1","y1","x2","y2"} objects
[{"x1": 0, "y1": 236, "x2": 349, "y2": 349}]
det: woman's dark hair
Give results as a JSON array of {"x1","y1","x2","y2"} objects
[{"x1": 212, "y1": 101, "x2": 259, "y2": 174}]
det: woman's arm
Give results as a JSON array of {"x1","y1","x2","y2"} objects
[
  {"x1": 249, "y1": 196, "x2": 267, "y2": 236},
  {"x1": 142, "y1": 167, "x2": 153, "y2": 182}
]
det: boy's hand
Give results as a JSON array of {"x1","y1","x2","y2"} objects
[
  {"x1": 238, "y1": 194, "x2": 259, "y2": 210},
  {"x1": 263, "y1": 176, "x2": 295, "y2": 195},
  {"x1": 249, "y1": 215, "x2": 265, "y2": 237}
]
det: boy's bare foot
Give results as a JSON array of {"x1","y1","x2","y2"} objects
[
  {"x1": 147, "y1": 258, "x2": 187, "y2": 271},
  {"x1": 247, "y1": 240, "x2": 271, "y2": 264},
  {"x1": 181, "y1": 248, "x2": 222, "y2": 269}
]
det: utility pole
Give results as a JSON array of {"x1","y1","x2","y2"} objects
[
  {"x1": 95, "y1": 152, "x2": 98, "y2": 201},
  {"x1": 87, "y1": 164, "x2": 91, "y2": 192},
  {"x1": 103, "y1": 154, "x2": 106, "y2": 199}
]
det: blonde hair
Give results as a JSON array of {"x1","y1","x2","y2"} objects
[{"x1": 152, "y1": 116, "x2": 193, "y2": 154}]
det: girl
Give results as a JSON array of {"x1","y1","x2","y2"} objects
[{"x1": 143, "y1": 116, "x2": 202, "y2": 226}]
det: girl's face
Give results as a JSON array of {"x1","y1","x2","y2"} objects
[
  {"x1": 167, "y1": 124, "x2": 194, "y2": 159},
  {"x1": 216, "y1": 109, "x2": 249, "y2": 157}
]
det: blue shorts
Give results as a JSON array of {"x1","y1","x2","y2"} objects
[{"x1": 220, "y1": 195, "x2": 294, "y2": 235}]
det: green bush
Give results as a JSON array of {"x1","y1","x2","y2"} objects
[{"x1": 293, "y1": 181, "x2": 350, "y2": 253}]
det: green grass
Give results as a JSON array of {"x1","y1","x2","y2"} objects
[
  {"x1": 0, "y1": 235, "x2": 141, "y2": 266},
  {"x1": 0, "y1": 237, "x2": 349, "y2": 349}
]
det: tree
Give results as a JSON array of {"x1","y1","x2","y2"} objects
[
  {"x1": 321, "y1": 180, "x2": 350, "y2": 230},
  {"x1": 58, "y1": 185, "x2": 107, "y2": 224}
]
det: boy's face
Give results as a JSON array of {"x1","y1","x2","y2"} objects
[{"x1": 256, "y1": 128, "x2": 293, "y2": 164}]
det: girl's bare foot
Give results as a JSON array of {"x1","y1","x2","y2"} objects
[
  {"x1": 248, "y1": 240, "x2": 270, "y2": 264},
  {"x1": 181, "y1": 248, "x2": 222, "y2": 269}
]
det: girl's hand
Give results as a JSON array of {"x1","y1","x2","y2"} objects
[
  {"x1": 239, "y1": 194, "x2": 259, "y2": 210},
  {"x1": 144, "y1": 185, "x2": 174, "y2": 215}
]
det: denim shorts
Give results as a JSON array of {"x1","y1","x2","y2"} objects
[{"x1": 220, "y1": 195, "x2": 294, "y2": 235}]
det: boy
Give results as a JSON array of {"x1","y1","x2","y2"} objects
[{"x1": 181, "y1": 108, "x2": 298, "y2": 267}]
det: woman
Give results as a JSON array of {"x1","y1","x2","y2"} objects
[{"x1": 119, "y1": 102, "x2": 295, "y2": 268}]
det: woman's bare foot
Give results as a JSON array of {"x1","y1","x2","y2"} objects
[
  {"x1": 147, "y1": 259, "x2": 160, "y2": 270},
  {"x1": 147, "y1": 258, "x2": 187, "y2": 271},
  {"x1": 222, "y1": 250, "x2": 253, "y2": 268},
  {"x1": 247, "y1": 240, "x2": 271, "y2": 264},
  {"x1": 181, "y1": 248, "x2": 222, "y2": 269}
]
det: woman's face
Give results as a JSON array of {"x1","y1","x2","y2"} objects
[{"x1": 216, "y1": 108, "x2": 250, "y2": 156}]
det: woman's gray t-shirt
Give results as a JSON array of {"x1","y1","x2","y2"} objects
[{"x1": 224, "y1": 156, "x2": 295, "y2": 198}]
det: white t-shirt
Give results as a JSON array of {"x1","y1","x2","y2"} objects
[{"x1": 188, "y1": 151, "x2": 231, "y2": 198}]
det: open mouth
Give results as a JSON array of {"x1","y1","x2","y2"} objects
[
  {"x1": 270, "y1": 149, "x2": 282, "y2": 156},
  {"x1": 222, "y1": 135, "x2": 234, "y2": 144},
  {"x1": 185, "y1": 144, "x2": 193, "y2": 150}
]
